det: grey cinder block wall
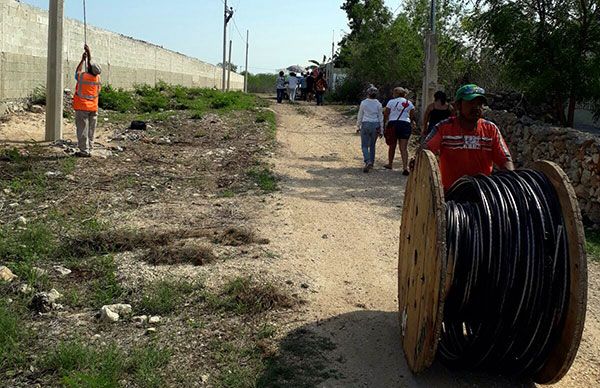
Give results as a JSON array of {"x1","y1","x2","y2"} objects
[{"x1": 0, "y1": 0, "x2": 244, "y2": 102}]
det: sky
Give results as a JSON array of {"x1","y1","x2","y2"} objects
[{"x1": 20, "y1": 0, "x2": 399, "y2": 74}]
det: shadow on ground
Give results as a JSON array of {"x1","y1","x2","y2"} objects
[{"x1": 259, "y1": 310, "x2": 535, "y2": 388}]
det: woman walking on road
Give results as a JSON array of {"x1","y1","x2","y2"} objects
[
  {"x1": 357, "y1": 86, "x2": 384, "y2": 172},
  {"x1": 287, "y1": 72, "x2": 299, "y2": 102},
  {"x1": 314, "y1": 73, "x2": 328, "y2": 106},
  {"x1": 276, "y1": 71, "x2": 286, "y2": 103},
  {"x1": 383, "y1": 87, "x2": 416, "y2": 175},
  {"x1": 422, "y1": 90, "x2": 453, "y2": 138}
]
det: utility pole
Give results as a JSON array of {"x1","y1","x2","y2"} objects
[
  {"x1": 45, "y1": 0, "x2": 64, "y2": 141},
  {"x1": 244, "y1": 30, "x2": 249, "y2": 93},
  {"x1": 227, "y1": 39, "x2": 232, "y2": 91},
  {"x1": 222, "y1": 2, "x2": 234, "y2": 91},
  {"x1": 421, "y1": 0, "x2": 438, "y2": 123}
]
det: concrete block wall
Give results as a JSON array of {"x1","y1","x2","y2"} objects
[{"x1": 0, "y1": 0, "x2": 243, "y2": 101}]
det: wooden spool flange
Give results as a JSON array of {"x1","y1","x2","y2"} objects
[
  {"x1": 532, "y1": 161, "x2": 588, "y2": 384},
  {"x1": 398, "y1": 150, "x2": 446, "y2": 373},
  {"x1": 397, "y1": 153, "x2": 588, "y2": 382}
]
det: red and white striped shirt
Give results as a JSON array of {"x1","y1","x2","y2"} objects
[{"x1": 425, "y1": 117, "x2": 513, "y2": 190}]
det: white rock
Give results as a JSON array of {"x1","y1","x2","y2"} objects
[
  {"x1": 0, "y1": 266, "x2": 18, "y2": 282},
  {"x1": 19, "y1": 284, "x2": 33, "y2": 294},
  {"x1": 16, "y1": 216, "x2": 27, "y2": 225},
  {"x1": 47, "y1": 289, "x2": 62, "y2": 303},
  {"x1": 149, "y1": 316, "x2": 161, "y2": 324},
  {"x1": 44, "y1": 171, "x2": 62, "y2": 178},
  {"x1": 3, "y1": 188, "x2": 11, "y2": 194},
  {"x1": 145, "y1": 327, "x2": 157, "y2": 335},
  {"x1": 104, "y1": 303, "x2": 132, "y2": 315},
  {"x1": 8, "y1": 202, "x2": 19, "y2": 208},
  {"x1": 100, "y1": 306, "x2": 120, "y2": 323},
  {"x1": 53, "y1": 265, "x2": 72, "y2": 276},
  {"x1": 30, "y1": 105, "x2": 44, "y2": 114}
]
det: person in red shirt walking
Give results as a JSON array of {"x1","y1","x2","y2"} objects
[
  {"x1": 424, "y1": 84, "x2": 515, "y2": 190},
  {"x1": 73, "y1": 44, "x2": 101, "y2": 157}
]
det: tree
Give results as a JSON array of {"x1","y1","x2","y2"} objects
[
  {"x1": 217, "y1": 62, "x2": 238, "y2": 72},
  {"x1": 472, "y1": 0, "x2": 600, "y2": 126}
]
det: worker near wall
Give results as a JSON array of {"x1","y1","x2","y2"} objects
[
  {"x1": 73, "y1": 44, "x2": 101, "y2": 157},
  {"x1": 423, "y1": 84, "x2": 515, "y2": 190}
]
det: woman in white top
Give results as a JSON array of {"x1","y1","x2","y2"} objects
[
  {"x1": 357, "y1": 86, "x2": 384, "y2": 172},
  {"x1": 383, "y1": 87, "x2": 416, "y2": 175},
  {"x1": 287, "y1": 72, "x2": 299, "y2": 102}
]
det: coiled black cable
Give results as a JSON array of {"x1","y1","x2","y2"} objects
[{"x1": 439, "y1": 170, "x2": 569, "y2": 378}]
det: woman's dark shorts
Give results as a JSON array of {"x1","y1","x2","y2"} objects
[{"x1": 388, "y1": 120, "x2": 412, "y2": 140}]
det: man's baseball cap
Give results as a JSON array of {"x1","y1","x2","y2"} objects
[
  {"x1": 455, "y1": 84, "x2": 486, "y2": 102},
  {"x1": 89, "y1": 63, "x2": 102, "y2": 76}
]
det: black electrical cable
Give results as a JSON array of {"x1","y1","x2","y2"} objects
[{"x1": 438, "y1": 170, "x2": 569, "y2": 378}]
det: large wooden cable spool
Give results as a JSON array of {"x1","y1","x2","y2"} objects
[{"x1": 397, "y1": 151, "x2": 588, "y2": 383}]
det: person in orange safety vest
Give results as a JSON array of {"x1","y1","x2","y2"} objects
[{"x1": 73, "y1": 44, "x2": 101, "y2": 157}]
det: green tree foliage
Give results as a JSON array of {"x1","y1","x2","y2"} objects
[
  {"x1": 336, "y1": 0, "x2": 471, "y2": 101},
  {"x1": 471, "y1": 0, "x2": 600, "y2": 126},
  {"x1": 247, "y1": 73, "x2": 277, "y2": 93}
]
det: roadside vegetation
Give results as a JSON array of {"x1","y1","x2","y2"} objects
[{"x1": 0, "y1": 84, "x2": 335, "y2": 386}]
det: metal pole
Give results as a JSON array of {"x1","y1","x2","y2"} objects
[
  {"x1": 227, "y1": 39, "x2": 232, "y2": 91},
  {"x1": 244, "y1": 30, "x2": 249, "y2": 93},
  {"x1": 45, "y1": 0, "x2": 64, "y2": 141},
  {"x1": 222, "y1": 0, "x2": 227, "y2": 91}
]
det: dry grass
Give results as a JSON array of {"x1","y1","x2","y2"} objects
[
  {"x1": 214, "y1": 227, "x2": 270, "y2": 246},
  {"x1": 144, "y1": 241, "x2": 216, "y2": 266}
]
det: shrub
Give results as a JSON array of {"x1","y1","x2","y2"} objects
[
  {"x1": 99, "y1": 85, "x2": 134, "y2": 112},
  {"x1": 30, "y1": 85, "x2": 46, "y2": 106}
]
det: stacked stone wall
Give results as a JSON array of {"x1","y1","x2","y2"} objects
[{"x1": 487, "y1": 110, "x2": 600, "y2": 224}]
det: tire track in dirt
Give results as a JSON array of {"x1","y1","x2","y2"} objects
[{"x1": 260, "y1": 102, "x2": 599, "y2": 387}]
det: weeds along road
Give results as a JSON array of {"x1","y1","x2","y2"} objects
[{"x1": 261, "y1": 101, "x2": 600, "y2": 387}]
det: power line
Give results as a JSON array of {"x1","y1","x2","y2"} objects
[{"x1": 231, "y1": 18, "x2": 247, "y2": 44}]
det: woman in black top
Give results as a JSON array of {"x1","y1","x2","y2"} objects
[{"x1": 422, "y1": 91, "x2": 453, "y2": 138}]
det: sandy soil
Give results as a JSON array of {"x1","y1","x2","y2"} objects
[{"x1": 260, "y1": 102, "x2": 600, "y2": 387}]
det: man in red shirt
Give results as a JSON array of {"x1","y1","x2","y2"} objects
[{"x1": 424, "y1": 84, "x2": 515, "y2": 190}]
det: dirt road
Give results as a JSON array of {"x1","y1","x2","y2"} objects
[{"x1": 260, "y1": 102, "x2": 599, "y2": 387}]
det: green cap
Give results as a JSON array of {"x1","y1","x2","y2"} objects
[{"x1": 455, "y1": 84, "x2": 486, "y2": 102}]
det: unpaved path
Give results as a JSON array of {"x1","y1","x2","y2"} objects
[{"x1": 260, "y1": 102, "x2": 600, "y2": 387}]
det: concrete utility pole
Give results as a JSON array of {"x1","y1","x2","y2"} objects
[
  {"x1": 244, "y1": 30, "x2": 249, "y2": 93},
  {"x1": 227, "y1": 40, "x2": 232, "y2": 91},
  {"x1": 420, "y1": 0, "x2": 438, "y2": 123},
  {"x1": 45, "y1": 0, "x2": 64, "y2": 141},
  {"x1": 222, "y1": 0, "x2": 228, "y2": 91},
  {"x1": 222, "y1": 2, "x2": 234, "y2": 91}
]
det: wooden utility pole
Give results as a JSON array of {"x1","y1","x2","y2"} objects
[
  {"x1": 244, "y1": 30, "x2": 249, "y2": 93},
  {"x1": 421, "y1": 0, "x2": 438, "y2": 123},
  {"x1": 45, "y1": 0, "x2": 64, "y2": 141},
  {"x1": 227, "y1": 40, "x2": 232, "y2": 91}
]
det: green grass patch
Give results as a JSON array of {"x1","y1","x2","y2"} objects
[
  {"x1": 138, "y1": 280, "x2": 200, "y2": 316},
  {"x1": 43, "y1": 341, "x2": 170, "y2": 388},
  {"x1": 258, "y1": 329, "x2": 340, "y2": 387},
  {"x1": 209, "y1": 339, "x2": 265, "y2": 388},
  {"x1": 205, "y1": 277, "x2": 293, "y2": 315},
  {"x1": 88, "y1": 255, "x2": 125, "y2": 308},
  {"x1": 586, "y1": 228, "x2": 600, "y2": 262},
  {"x1": 0, "y1": 303, "x2": 27, "y2": 370},
  {"x1": 248, "y1": 167, "x2": 277, "y2": 192}
]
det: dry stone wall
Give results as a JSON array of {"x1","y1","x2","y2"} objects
[
  {"x1": 486, "y1": 110, "x2": 600, "y2": 224},
  {"x1": 0, "y1": 0, "x2": 243, "y2": 103}
]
